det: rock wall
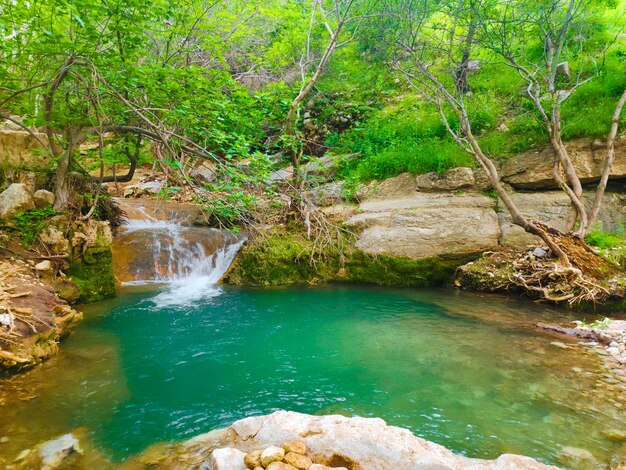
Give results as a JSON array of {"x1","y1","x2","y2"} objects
[
  {"x1": 500, "y1": 138, "x2": 626, "y2": 189},
  {"x1": 350, "y1": 171, "x2": 626, "y2": 258}
]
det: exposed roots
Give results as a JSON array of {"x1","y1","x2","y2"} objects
[
  {"x1": 456, "y1": 245, "x2": 621, "y2": 306},
  {"x1": 507, "y1": 258, "x2": 611, "y2": 305}
]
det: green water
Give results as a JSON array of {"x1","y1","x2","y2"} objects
[{"x1": 1, "y1": 285, "x2": 624, "y2": 468}]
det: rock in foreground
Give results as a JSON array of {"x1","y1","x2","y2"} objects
[{"x1": 142, "y1": 411, "x2": 558, "y2": 470}]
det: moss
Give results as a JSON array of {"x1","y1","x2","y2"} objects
[
  {"x1": 65, "y1": 247, "x2": 116, "y2": 302},
  {"x1": 224, "y1": 231, "x2": 470, "y2": 287}
]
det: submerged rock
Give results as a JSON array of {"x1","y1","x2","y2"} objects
[
  {"x1": 38, "y1": 433, "x2": 83, "y2": 469},
  {"x1": 557, "y1": 446, "x2": 600, "y2": 470}
]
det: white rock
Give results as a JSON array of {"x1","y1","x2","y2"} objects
[
  {"x1": 607, "y1": 347, "x2": 620, "y2": 356},
  {"x1": 260, "y1": 446, "x2": 285, "y2": 467},
  {"x1": 0, "y1": 183, "x2": 34, "y2": 218},
  {"x1": 34, "y1": 260, "x2": 52, "y2": 272},
  {"x1": 180, "y1": 411, "x2": 557, "y2": 470},
  {"x1": 200, "y1": 447, "x2": 247, "y2": 470},
  {"x1": 38, "y1": 433, "x2": 82, "y2": 469},
  {"x1": 33, "y1": 189, "x2": 55, "y2": 209},
  {"x1": 0, "y1": 313, "x2": 14, "y2": 327}
]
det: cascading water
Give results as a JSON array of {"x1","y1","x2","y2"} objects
[{"x1": 112, "y1": 198, "x2": 245, "y2": 306}]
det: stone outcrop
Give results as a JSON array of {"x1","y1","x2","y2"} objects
[
  {"x1": 0, "y1": 258, "x2": 83, "y2": 376},
  {"x1": 0, "y1": 130, "x2": 50, "y2": 169},
  {"x1": 415, "y1": 167, "x2": 475, "y2": 192},
  {"x1": 343, "y1": 170, "x2": 626, "y2": 257},
  {"x1": 497, "y1": 191, "x2": 626, "y2": 247},
  {"x1": 0, "y1": 183, "x2": 34, "y2": 218},
  {"x1": 347, "y1": 193, "x2": 500, "y2": 259},
  {"x1": 149, "y1": 411, "x2": 557, "y2": 470},
  {"x1": 501, "y1": 138, "x2": 626, "y2": 189}
]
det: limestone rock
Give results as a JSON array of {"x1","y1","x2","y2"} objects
[
  {"x1": 267, "y1": 167, "x2": 294, "y2": 183},
  {"x1": 415, "y1": 167, "x2": 475, "y2": 192},
  {"x1": 266, "y1": 463, "x2": 298, "y2": 470},
  {"x1": 261, "y1": 446, "x2": 285, "y2": 467},
  {"x1": 0, "y1": 130, "x2": 50, "y2": 169},
  {"x1": 38, "y1": 433, "x2": 83, "y2": 469},
  {"x1": 33, "y1": 189, "x2": 56, "y2": 208},
  {"x1": 0, "y1": 183, "x2": 34, "y2": 218},
  {"x1": 244, "y1": 449, "x2": 262, "y2": 468},
  {"x1": 357, "y1": 172, "x2": 417, "y2": 200},
  {"x1": 34, "y1": 260, "x2": 52, "y2": 272},
  {"x1": 283, "y1": 451, "x2": 312, "y2": 469},
  {"x1": 202, "y1": 448, "x2": 247, "y2": 470},
  {"x1": 501, "y1": 138, "x2": 626, "y2": 189},
  {"x1": 603, "y1": 429, "x2": 626, "y2": 442},
  {"x1": 309, "y1": 466, "x2": 348, "y2": 470},
  {"x1": 190, "y1": 161, "x2": 217, "y2": 183},
  {"x1": 497, "y1": 191, "x2": 626, "y2": 247},
  {"x1": 557, "y1": 446, "x2": 600, "y2": 470},
  {"x1": 347, "y1": 193, "x2": 499, "y2": 259},
  {"x1": 39, "y1": 227, "x2": 70, "y2": 254},
  {"x1": 177, "y1": 411, "x2": 556, "y2": 470},
  {"x1": 282, "y1": 440, "x2": 307, "y2": 455}
]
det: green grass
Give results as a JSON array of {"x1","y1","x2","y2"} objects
[{"x1": 585, "y1": 229, "x2": 625, "y2": 250}]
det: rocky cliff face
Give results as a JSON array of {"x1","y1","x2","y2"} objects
[
  {"x1": 500, "y1": 138, "x2": 626, "y2": 189},
  {"x1": 349, "y1": 171, "x2": 626, "y2": 258}
]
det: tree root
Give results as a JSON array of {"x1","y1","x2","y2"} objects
[{"x1": 507, "y1": 260, "x2": 611, "y2": 306}]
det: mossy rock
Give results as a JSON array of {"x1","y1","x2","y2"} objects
[
  {"x1": 65, "y1": 247, "x2": 116, "y2": 302},
  {"x1": 224, "y1": 231, "x2": 470, "y2": 287}
]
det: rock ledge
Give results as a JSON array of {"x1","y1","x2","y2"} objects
[{"x1": 147, "y1": 411, "x2": 558, "y2": 470}]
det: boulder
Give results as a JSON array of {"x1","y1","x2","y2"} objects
[
  {"x1": 347, "y1": 193, "x2": 500, "y2": 259},
  {"x1": 244, "y1": 449, "x2": 263, "y2": 468},
  {"x1": 261, "y1": 446, "x2": 285, "y2": 466},
  {"x1": 556, "y1": 446, "x2": 600, "y2": 470},
  {"x1": 190, "y1": 161, "x2": 217, "y2": 183},
  {"x1": 282, "y1": 440, "x2": 307, "y2": 455},
  {"x1": 501, "y1": 138, "x2": 626, "y2": 189},
  {"x1": 266, "y1": 463, "x2": 298, "y2": 470},
  {"x1": 33, "y1": 189, "x2": 55, "y2": 208},
  {"x1": 415, "y1": 167, "x2": 475, "y2": 192},
  {"x1": 0, "y1": 183, "x2": 34, "y2": 218},
  {"x1": 202, "y1": 447, "x2": 247, "y2": 470},
  {"x1": 267, "y1": 167, "x2": 294, "y2": 183},
  {"x1": 34, "y1": 260, "x2": 53, "y2": 272},
  {"x1": 283, "y1": 451, "x2": 312, "y2": 469},
  {"x1": 39, "y1": 227, "x2": 71, "y2": 254},
  {"x1": 176, "y1": 411, "x2": 557, "y2": 470},
  {"x1": 38, "y1": 433, "x2": 83, "y2": 469},
  {"x1": 0, "y1": 130, "x2": 50, "y2": 169}
]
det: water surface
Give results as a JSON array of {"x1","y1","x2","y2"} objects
[{"x1": 0, "y1": 285, "x2": 624, "y2": 468}]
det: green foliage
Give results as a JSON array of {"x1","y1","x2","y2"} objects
[
  {"x1": 585, "y1": 229, "x2": 625, "y2": 250},
  {"x1": 1, "y1": 207, "x2": 55, "y2": 247}
]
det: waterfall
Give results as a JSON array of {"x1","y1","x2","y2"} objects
[{"x1": 112, "y1": 199, "x2": 245, "y2": 306}]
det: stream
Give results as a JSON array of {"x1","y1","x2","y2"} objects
[{"x1": 0, "y1": 201, "x2": 624, "y2": 469}]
